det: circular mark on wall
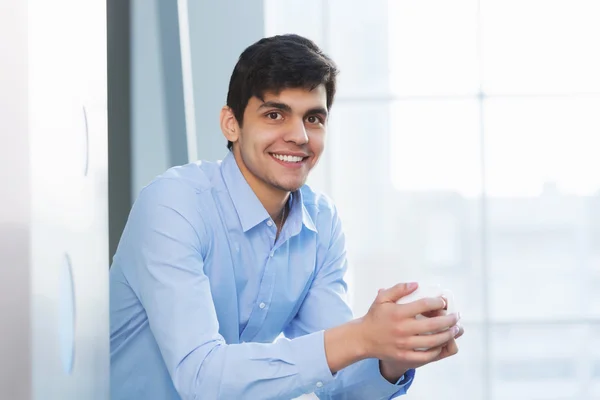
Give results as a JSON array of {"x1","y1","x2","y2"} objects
[{"x1": 59, "y1": 253, "x2": 76, "y2": 375}]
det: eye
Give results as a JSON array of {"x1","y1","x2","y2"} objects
[
  {"x1": 266, "y1": 112, "x2": 283, "y2": 120},
  {"x1": 306, "y1": 115, "x2": 323, "y2": 124}
]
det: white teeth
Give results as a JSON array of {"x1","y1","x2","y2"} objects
[{"x1": 273, "y1": 154, "x2": 303, "y2": 163}]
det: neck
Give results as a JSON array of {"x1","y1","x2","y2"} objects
[{"x1": 232, "y1": 150, "x2": 290, "y2": 221}]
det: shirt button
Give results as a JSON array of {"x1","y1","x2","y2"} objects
[
  {"x1": 269, "y1": 251, "x2": 274, "y2": 257},
  {"x1": 316, "y1": 382, "x2": 323, "y2": 388},
  {"x1": 266, "y1": 220, "x2": 273, "y2": 227},
  {"x1": 259, "y1": 302, "x2": 266, "y2": 309}
]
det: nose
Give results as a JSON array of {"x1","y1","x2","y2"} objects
[{"x1": 284, "y1": 118, "x2": 309, "y2": 145}]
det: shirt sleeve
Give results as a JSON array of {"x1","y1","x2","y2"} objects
[
  {"x1": 123, "y1": 179, "x2": 349, "y2": 400},
  {"x1": 283, "y1": 204, "x2": 416, "y2": 399}
]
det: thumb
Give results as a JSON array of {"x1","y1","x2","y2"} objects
[{"x1": 375, "y1": 282, "x2": 418, "y2": 304}]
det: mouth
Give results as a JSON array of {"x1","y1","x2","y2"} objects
[{"x1": 269, "y1": 152, "x2": 309, "y2": 168}]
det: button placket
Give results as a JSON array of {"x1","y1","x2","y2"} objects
[{"x1": 239, "y1": 247, "x2": 278, "y2": 342}]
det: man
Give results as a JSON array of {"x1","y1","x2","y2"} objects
[{"x1": 110, "y1": 34, "x2": 463, "y2": 399}]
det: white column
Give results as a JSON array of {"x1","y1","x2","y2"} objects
[{"x1": 1, "y1": 0, "x2": 109, "y2": 397}]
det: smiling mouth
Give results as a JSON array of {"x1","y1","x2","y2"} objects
[{"x1": 270, "y1": 153, "x2": 308, "y2": 163}]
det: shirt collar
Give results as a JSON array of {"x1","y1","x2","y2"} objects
[
  {"x1": 221, "y1": 152, "x2": 270, "y2": 232},
  {"x1": 294, "y1": 191, "x2": 318, "y2": 233},
  {"x1": 220, "y1": 152, "x2": 317, "y2": 234}
]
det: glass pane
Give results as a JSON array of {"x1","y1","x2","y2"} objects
[
  {"x1": 485, "y1": 97, "x2": 600, "y2": 197},
  {"x1": 390, "y1": 99, "x2": 482, "y2": 197},
  {"x1": 326, "y1": 101, "x2": 396, "y2": 316},
  {"x1": 327, "y1": 102, "x2": 392, "y2": 263},
  {"x1": 589, "y1": 325, "x2": 600, "y2": 398},
  {"x1": 327, "y1": 0, "x2": 391, "y2": 98},
  {"x1": 491, "y1": 324, "x2": 590, "y2": 400},
  {"x1": 263, "y1": 0, "x2": 325, "y2": 46},
  {"x1": 406, "y1": 325, "x2": 485, "y2": 400},
  {"x1": 481, "y1": 0, "x2": 600, "y2": 94},
  {"x1": 589, "y1": 256, "x2": 600, "y2": 318},
  {"x1": 388, "y1": 0, "x2": 480, "y2": 96},
  {"x1": 327, "y1": 102, "x2": 484, "y2": 322},
  {"x1": 387, "y1": 99, "x2": 483, "y2": 322},
  {"x1": 485, "y1": 97, "x2": 600, "y2": 322}
]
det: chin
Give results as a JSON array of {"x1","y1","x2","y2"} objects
[{"x1": 273, "y1": 178, "x2": 306, "y2": 193}]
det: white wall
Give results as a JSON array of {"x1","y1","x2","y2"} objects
[{"x1": 1, "y1": 0, "x2": 109, "y2": 398}]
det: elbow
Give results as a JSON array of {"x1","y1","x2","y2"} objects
[{"x1": 172, "y1": 341, "x2": 226, "y2": 400}]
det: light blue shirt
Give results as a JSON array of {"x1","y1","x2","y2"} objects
[{"x1": 110, "y1": 152, "x2": 415, "y2": 399}]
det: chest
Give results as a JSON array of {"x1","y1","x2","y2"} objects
[{"x1": 203, "y1": 220, "x2": 318, "y2": 342}]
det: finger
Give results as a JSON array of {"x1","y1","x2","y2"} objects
[
  {"x1": 401, "y1": 345, "x2": 443, "y2": 364},
  {"x1": 454, "y1": 324, "x2": 464, "y2": 339},
  {"x1": 408, "y1": 325, "x2": 460, "y2": 350},
  {"x1": 421, "y1": 306, "x2": 447, "y2": 319},
  {"x1": 436, "y1": 338, "x2": 459, "y2": 361},
  {"x1": 399, "y1": 296, "x2": 447, "y2": 317},
  {"x1": 376, "y1": 282, "x2": 418, "y2": 304},
  {"x1": 441, "y1": 296, "x2": 449, "y2": 310},
  {"x1": 405, "y1": 312, "x2": 460, "y2": 335}
]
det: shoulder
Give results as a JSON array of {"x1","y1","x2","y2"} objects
[
  {"x1": 128, "y1": 160, "x2": 225, "y2": 231},
  {"x1": 134, "y1": 160, "x2": 222, "y2": 205}
]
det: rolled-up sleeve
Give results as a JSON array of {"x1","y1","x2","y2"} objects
[
  {"x1": 283, "y1": 205, "x2": 415, "y2": 399},
  {"x1": 124, "y1": 179, "x2": 362, "y2": 399}
]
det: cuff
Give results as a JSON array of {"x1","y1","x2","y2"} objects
[
  {"x1": 290, "y1": 330, "x2": 335, "y2": 393},
  {"x1": 393, "y1": 367, "x2": 416, "y2": 389},
  {"x1": 362, "y1": 359, "x2": 415, "y2": 398}
]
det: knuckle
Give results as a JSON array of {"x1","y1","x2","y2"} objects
[
  {"x1": 395, "y1": 336, "x2": 409, "y2": 349},
  {"x1": 394, "y1": 325, "x2": 408, "y2": 336}
]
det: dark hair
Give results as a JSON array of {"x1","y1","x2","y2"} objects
[{"x1": 225, "y1": 34, "x2": 338, "y2": 150}]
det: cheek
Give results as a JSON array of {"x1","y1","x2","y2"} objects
[
  {"x1": 309, "y1": 132, "x2": 326, "y2": 156},
  {"x1": 245, "y1": 127, "x2": 280, "y2": 151}
]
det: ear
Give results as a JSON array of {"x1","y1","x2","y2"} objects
[{"x1": 220, "y1": 106, "x2": 240, "y2": 144}]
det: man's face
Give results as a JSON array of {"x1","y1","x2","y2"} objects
[{"x1": 229, "y1": 85, "x2": 328, "y2": 193}]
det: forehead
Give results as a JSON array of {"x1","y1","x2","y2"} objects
[{"x1": 252, "y1": 85, "x2": 327, "y2": 110}]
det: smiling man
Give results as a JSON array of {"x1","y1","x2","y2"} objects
[{"x1": 109, "y1": 34, "x2": 463, "y2": 400}]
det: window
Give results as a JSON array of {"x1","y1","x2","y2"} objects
[{"x1": 265, "y1": 0, "x2": 600, "y2": 398}]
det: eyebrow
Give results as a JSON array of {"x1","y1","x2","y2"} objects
[
  {"x1": 257, "y1": 101, "x2": 292, "y2": 113},
  {"x1": 257, "y1": 101, "x2": 329, "y2": 119}
]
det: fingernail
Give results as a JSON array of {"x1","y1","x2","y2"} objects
[
  {"x1": 407, "y1": 282, "x2": 418, "y2": 290},
  {"x1": 440, "y1": 297, "x2": 448, "y2": 309},
  {"x1": 452, "y1": 326, "x2": 460, "y2": 335}
]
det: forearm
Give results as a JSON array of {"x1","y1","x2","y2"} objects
[
  {"x1": 174, "y1": 331, "x2": 334, "y2": 400},
  {"x1": 324, "y1": 319, "x2": 408, "y2": 381},
  {"x1": 323, "y1": 318, "x2": 368, "y2": 373},
  {"x1": 314, "y1": 358, "x2": 415, "y2": 399},
  {"x1": 319, "y1": 319, "x2": 414, "y2": 399}
]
